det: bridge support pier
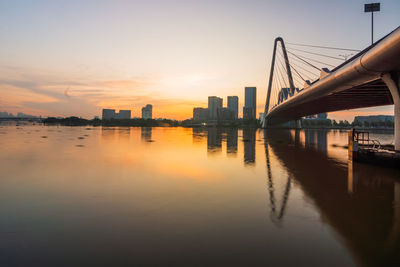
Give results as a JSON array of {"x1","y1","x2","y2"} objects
[
  {"x1": 382, "y1": 73, "x2": 400, "y2": 151},
  {"x1": 294, "y1": 119, "x2": 302, "y2": 129}
]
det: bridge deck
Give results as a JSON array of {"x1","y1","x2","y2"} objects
[{"x1": 269, "y1": 79, "x2": 393, "y2": 123}]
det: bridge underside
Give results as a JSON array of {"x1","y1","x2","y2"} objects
[{"x1": 267, "y1": 79, "x2": 393, "y2": 125}]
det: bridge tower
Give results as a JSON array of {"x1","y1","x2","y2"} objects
[{"x1": 262, "y1": 37, "x2": 295, "y2": 128}]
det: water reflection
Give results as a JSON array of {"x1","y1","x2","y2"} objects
[
  {"x1": 1, "y1": 126, "x2": 399, "y2": 266},
  {"x1": 141, "y1": 127, "x2": 152, "y2": 142},
  {"x1": 243, "y1": 128, "x2": 256, "y2": 164},
  {"x1": 265, "y1": 139, "x2": 291, "y2": 226},
  {"x1": 207, "y1": 128, "x2": 222, "y2": 153},
  {"x1": 226, "y1": 128, "x2": 238, "y2": 154},
  {"x1": 303, "y1": 129, "x2": 328, "y2": 153},
  {"x1": 264, "y1": 129, "x2": 400, "y2": 266}
]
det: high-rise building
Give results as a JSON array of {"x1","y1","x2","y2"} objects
[
  {"x1": 243, "y1": 87, "x2": 256, "y2": 120},
  {"x1": 116, "y1": 110, "x2": 131, "y2": 119},
  {"x1": 193, "y1": 108, "x2": 209, "y2": 121},
  {"x1": 208, "y1": 96, "x2": 222, "y2": 120},
  {"x1": 218, "y1": 107, "x2": 235, "y2": 121},
  {"x1": 142, "y1": 104, "x2": 153, "y2": 119},
  {"x1": 102, "y1": 109, "x2": 116, "y2": 120},
  {"x1": 227, "y1": 96, "x2": 238, "y2": 119}
]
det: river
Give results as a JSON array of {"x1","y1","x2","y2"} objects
[{"x1": 0, "y1": 125, "x2": 399, "y2": 266}]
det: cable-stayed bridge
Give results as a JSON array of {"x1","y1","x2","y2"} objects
[{"x1": 262, "y1": 26, "x2": 400, "y2": 150}]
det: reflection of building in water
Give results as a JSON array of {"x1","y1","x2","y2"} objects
[
  {"x1": 317, "y1": 130, "x2": 327, "y2": 153},
  {"x1": 304, "y1": 130, "x2": 327, "y2": 153},
  {"x1": 243, "y1": 128, "x2": 256, "y2": 164},
  {"x1": 101, "y1": 127, "x2": 116, "y2": 139},
  {"x1": 207, "y1": 128, "x2": 222, "y2": 153},
  {"x1": 304, "y1": 129, "x2": 316, "y2": 149},
  {"x1": 192, "y1": 128, "x2": 207, "y2": 143},
  {"x1": 117, "y1": 127, "x2": 131, "y2": 139},
  {"x1": 226, "y1": 128, "x2": 238, "y2": 154},
  {"x1": 141, "y1": 127, "x2": 152, "y2": 141}
]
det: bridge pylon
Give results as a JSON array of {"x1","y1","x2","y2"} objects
[{"x1": 262, "y1": 37, "x2": 295, "y2": 128}]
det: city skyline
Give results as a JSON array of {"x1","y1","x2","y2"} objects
[{"x1": 1, "y1": 1, "x2": 400, "y2": 120}]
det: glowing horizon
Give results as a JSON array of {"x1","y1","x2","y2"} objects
[{"x1": 1, "y1": 0, "x2": 399, "y2": 121}]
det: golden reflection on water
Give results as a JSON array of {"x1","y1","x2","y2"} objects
[{"x1": 0, "y1": 125, "x2": 399, "y2": 266}]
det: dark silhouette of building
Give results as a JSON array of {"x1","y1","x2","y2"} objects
[
  {"x1": 208, "y1": 96, "x2": 223, "y2": 120},
  {"x1": 227, "y1": 96, "x2": 239, "y2": 119},
  {"x1": 142, "y1": 105, "x2": 152, "y2": 119},
  {"x1": 193, "y1": 107, "x2": 209, "y2": 121},
  {"x1": 243, "y1": 87, "x2": 256, "y2": 120}
]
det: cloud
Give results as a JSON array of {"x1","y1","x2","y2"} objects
[{"x1": 0, "y1": 66, "x2": 204, "y2": 119}]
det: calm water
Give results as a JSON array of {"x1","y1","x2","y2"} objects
[{"x1": 0, "y1": 125, "x2": 399, "y2": 266}]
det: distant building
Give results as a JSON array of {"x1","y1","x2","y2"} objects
[
  {"x1": 227, "y1": 96, "x2": 239, "y2": 119},
  {"x1": 142, "y1": 104, "x2": 153, "y2": 119},
  {"x1": 353, "y1": 115, "x2": 394, "y2": 125},
  {"x1": 243, "y1": 87, "x2": 256, "y2": 120},
  {"x1": 208, "y1": 96, "x2": 223, "y2": 120},
  {"x1": 304, "y1": 113, "x2": 327, "y2": 120},
  {"x1": 102, "y1": 109, "x2": 131, "y2": 120},
  {"x1": 116, "y1": 110, "x2": 131, "y2": 119},
  {"x1": 0, "y1": 111, "x2": 14, "y2": 118},
  {"x1": 193, "y1": 108, "x2": 209, "y2": 121},
  {"x1": 102, "y1": 109, "x2": 116, "y2": 120},
  {"x1": 218, "y1": 107, "x2": 234, "y2": 121}
]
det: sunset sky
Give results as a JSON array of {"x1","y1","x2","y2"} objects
[{"x1": 1, "y1": 0, "x2": 400, "y2": 120}]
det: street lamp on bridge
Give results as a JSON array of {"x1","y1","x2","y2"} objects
[{"x1": 364, "y1": 2, "x2": 380, "y2": 45}]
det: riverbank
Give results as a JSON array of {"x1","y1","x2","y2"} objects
[{"x1": 37, "y1": 117, "x2": 395, "y2": 131}]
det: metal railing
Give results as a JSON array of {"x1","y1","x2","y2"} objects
[{"x1": 353, "y1": 130, "x2": 381, "y2": 150}]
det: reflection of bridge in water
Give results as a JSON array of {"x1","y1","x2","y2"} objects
[{"x1": 264, "y1": 129, "x2": 400, "y2": 266}]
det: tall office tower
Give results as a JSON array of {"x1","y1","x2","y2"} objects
[
  {"x1": 102, "y1": 109, "x2": 116, "y2": 120},
  {"x1": 227, "y1": 96, "x2": 239, "y2": 119},
  {"x1": 243, "y1": 87, "x2": 256, "y2": 120},
  {"x1": 141, "y1": 104, "x2": 153, "y2": 119},
  {"x1": 208, "y1": 96, "x2": 222, "y2": 120}
]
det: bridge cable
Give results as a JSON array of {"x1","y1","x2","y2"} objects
[
  {"x1": 286, "y1": 57, "x2": 319, "y2": 80},
  {"x1": 287, "y1": 47, "x2": 344, "y2": 61},
  {"x1": 287, "y1": 51, "x2": 321, "y2": 71},
  {"x1": 294, "y1": 53, "x2": 337, "y2": 68},
  {"x1": 275, "y1": 53, "x2": 289, "y2": 90},
  {"x1": 276, "y1": 48, "x2": 292, "y2": 87},
  {"x1": 277, "y1": 50, "x2": 307, "y2": 83},
  {"x1": 286, "y1": 42, "x2": 361, "y2": 52}
]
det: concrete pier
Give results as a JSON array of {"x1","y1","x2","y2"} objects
[{"x1": 382, "y1": 72, "x2": 400, "y2": 151}]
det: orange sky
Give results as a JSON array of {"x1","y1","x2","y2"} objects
[{"x1": 0, "y1": 1, "x2": 399, "y2": 121}]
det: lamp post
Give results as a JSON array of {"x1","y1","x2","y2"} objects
[{"x1": 364, "y1": 3, "x2": 380, "y2": 45}]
